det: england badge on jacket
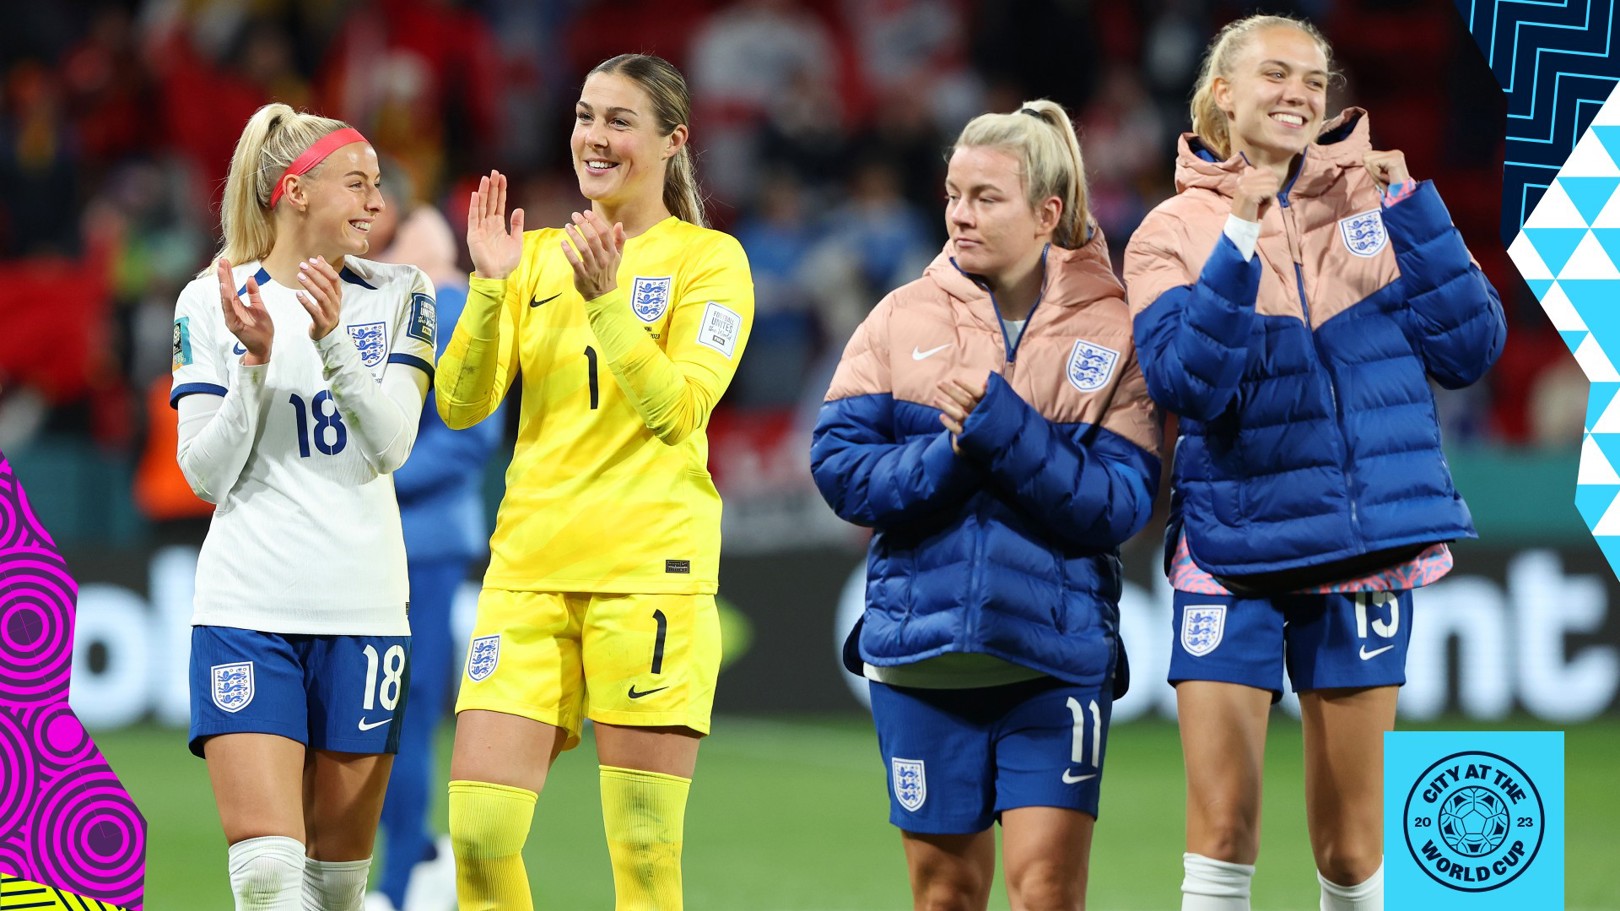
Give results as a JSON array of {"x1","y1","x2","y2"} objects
[
  {"x1": 1339, "y1": 209, "x2": 1388, "y2": 257},
  {"x1": 1067, "y1": 339, "x2": 1120, "y2": 393}
]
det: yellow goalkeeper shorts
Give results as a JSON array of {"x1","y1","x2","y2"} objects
[{"x1": 456, "y1": 589, "x2": 720, "y2": 751}]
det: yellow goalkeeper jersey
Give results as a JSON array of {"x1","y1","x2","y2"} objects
[{"x1": 437, "y1": 215, "x2": 754, "y2": 593}]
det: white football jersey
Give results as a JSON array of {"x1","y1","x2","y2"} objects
[{"x1": 171, "y1": 257, "x2": 436, "y2": 635}]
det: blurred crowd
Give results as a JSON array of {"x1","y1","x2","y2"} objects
[{"x1": 0, "y1": 0, "x2": 1580, "y2": 471}]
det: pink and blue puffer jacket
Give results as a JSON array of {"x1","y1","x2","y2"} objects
[
  {"x1": 1124, "y1": 109, "x2": 1505, "y2": 589},
  {"x1": 811, "y1": 232, "x2": 1160, "y2": 687}
]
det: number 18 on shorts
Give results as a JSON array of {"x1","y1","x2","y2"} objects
[{"x1": 188, "y1": 626, "x2": 411, "y2": 756}]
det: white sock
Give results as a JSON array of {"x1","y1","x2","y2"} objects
[
  {"x1": 228, "y1": 835, "x2": 305, "y2": 911},
  {"x1": 1319, "y1": 861, "x2": 1383, "y2": 911},
  {"x1": 302, "y1": 857, "x2": 372, "y2": 911},
  {"x1": 1182, "y1": 852, "x2": 1255, "y2": 911}
]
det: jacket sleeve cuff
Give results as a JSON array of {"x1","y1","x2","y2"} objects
[{"x1": 956, "y1": 372, "x2": 1027, "y2": 457}]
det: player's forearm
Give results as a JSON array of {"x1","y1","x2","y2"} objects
[
  {"x1": 175, "y1": 361, "x2": 269, "y2": 503},
  {"x1": 435, "y1": 276, "x2": 510, "y2": 429},
  {"x1": 584, "y1": 289, "x2": 712, "y2": 445},
  {"x1": 315, "y1": 332, "x2": 428, "y2": 474}
]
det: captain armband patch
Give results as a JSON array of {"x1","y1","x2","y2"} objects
[{"x1": 695, "y1": 302, "x2": 741, "y2": 357}]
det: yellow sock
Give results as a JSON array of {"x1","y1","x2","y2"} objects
[
  {"x1": 599, "y1": 765, "x2": 691, "y2": 911},
  {"x1": 448, "y1": 779, "x2": 537, "y2": 911}
]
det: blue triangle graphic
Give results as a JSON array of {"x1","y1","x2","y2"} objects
[
  {"x1": 1588, "y1": 382, "x2": 1620, "y2": 430},
  {"x1": 1526, "y1": 278, "x2": 1554, "y2": 300},
  {"x1": 1592, "y1": 434, "x2": 1620, "y2": 480},
  {"x1": 1591, "y1": 229, "x2": 1620, "y2": 272},
  {"x1": 1562, "y1": 330, "x2": 1589, "y2": 353},
  {"x1": 1595, "y1": 536, "x2": 1620, "y2": 580},
  {"x1": 1575, "y1": 485, "x2": 1620, "y2": 528},
  {"x1": 1524, "y1": 228, "x2": 1590, "y2": 274},
  {"x1": 1559, "y1": 280, "x2": 1620, "y2": 351},
  {"x1": 1560, "y1": 177, "x2": 1620, "y2": 225},
  {"x1": 1595, "y1": 127, "x2": 1620, "y2": 169}
]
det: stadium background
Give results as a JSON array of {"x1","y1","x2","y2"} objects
[{"x1": 2, "y1": 0, "x2": 1616, "y2": 907}]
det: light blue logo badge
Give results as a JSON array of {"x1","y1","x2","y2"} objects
[{"x1": 1387, "y1": 731, "x2": 1562, "y2": 909}]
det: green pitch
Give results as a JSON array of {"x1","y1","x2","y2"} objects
[{"x1": 98, "y1": 715, "x2": 1616, "y2": 910}]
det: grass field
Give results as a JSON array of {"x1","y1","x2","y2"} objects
[{"x1": 97, "y1": 714, "x2": 1617, "y2": 910}]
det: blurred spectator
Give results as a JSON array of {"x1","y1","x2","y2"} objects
[{"x1": 0, "y1": 62, "x2": 82, "y2": 256}]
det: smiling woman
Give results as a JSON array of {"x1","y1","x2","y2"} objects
[
  {"x1": 169, "y1": 102, "x2": 436, "y2": 911},
  {"x1": 1123, "y1": 14, "x2": 1507, "y2": 911},
  {"x1": 433, "y1": 54, "x2": 754, "y2": 911}
]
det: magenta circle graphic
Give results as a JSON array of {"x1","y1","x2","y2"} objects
[
  {"x1": 0, "y1": 551, "x2": 77, "y2": 704},
  {"x1": 31, "y1": 703, "x2": 95, "y2": 770},
  {"x1": 0, "y1": 709, "x2": 35, "y2": 835},
  {"x1": 47, "y1": 714, "x2": 86, "y2": 753},
  {"x1": 30, "y1": 764, "x2": 146, "y2": 906}
]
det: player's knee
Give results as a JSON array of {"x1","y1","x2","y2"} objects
[
  {"x1": 227, "y1": 836, "x2": 303, "y2": 909},
  {"x1": 1005, "y1": 863, "x2": 1082, "y2": 911},
  {"x1": 448, "y1": 780, "x2": 536, "y2": 861},
  {"x1": 1190, "y1": 814, "x2": 1261, "y2": 865},
  {"x1": 1314, "y1": 842, "x2": 1382, "y2": 890},
  {"x1": 912, "y1": 863, "x2": 991, "y2": 911}
]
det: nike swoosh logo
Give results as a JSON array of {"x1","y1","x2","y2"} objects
[
  {"x1": 531, "y1": 293, "x2": 562, "y2": 308},
  {"x1": 1359, "y1": 644, "x2": 1395, "y2": 661},
  {"x1": 912, "y1": 344, "x2": 951, "y2": 360},
  {"x1": 357, "y1": 716, "x2": 392, "y2": 731},
  {"x1": 1062, "y1": 770, "x2": 1097, "y2": 784},
  {"x1": 232, "y1": 342, "x2": 246, "y2": 355},
  {"x1": 627, "y1": 685, "x2": 669, "y2": 700}
]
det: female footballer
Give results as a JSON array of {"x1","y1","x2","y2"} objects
[
  {"x1": 1122, "y1": 15, "x2": 1506, "y2": 910},
  {"x1": 811, "y1": 101, "x2": 1159, "y2": 910},
  {"x1": 437, "y1": 54, "x2": 753, "y2": 911},
  {"x1": 172, "y1": 103, "x2": 435, "y2": 910}
]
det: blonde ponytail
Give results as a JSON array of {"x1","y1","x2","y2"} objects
[
  {"x1": 208, "y1": 103, "x2": 354, "y2": 273},
  {"x1": 1189, "y1": 15, "x2": 1337, "y2": 160},
  {"x1": 953, "y1": 99, "x2": 1092, "y2": 249}
]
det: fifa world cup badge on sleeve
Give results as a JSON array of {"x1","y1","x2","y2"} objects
[
  {"x1": 697, "y1": 302, "x2": 741, "y2": 357},
  {"x1": 172, "y1": 317, "x2": 193, "y2": 370},
  {"x1": 1385, "y1": 731, "x2": 1563, "y2": 909},
  {"x1": 407, "y1": 292, "x2": 436, "y2": 345}
]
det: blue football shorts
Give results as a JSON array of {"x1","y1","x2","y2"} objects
[
  {"x1": 188, "y1": 625, "x2": 411, "y2": 757},
  {"x1": 869, "y1": 675, "x2": 1112, "y2": 835},
  {"x1": 1169, "y1": 588, "x2": 1413, "y2": 696}
]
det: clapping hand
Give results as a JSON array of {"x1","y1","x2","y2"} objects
[
  {"x1": 218, "y1": 259, "x2": 272, "y2": 365},
  {"x1": 467, "y1": 170, "x2": 525, "y2": 280},
  {"x1": 562, "y1": 209, "x2": 626, "y2": 301},
  {"x1": 294, "y1": 256, "x2": 344, "y2": 341}
]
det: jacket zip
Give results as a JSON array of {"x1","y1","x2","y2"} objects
[
  {"x1": 955, "y1": 244, "x2": 1051, "y2": 644},
  {"x1": 1278, "y1": 177, "x2": 1364, "y2": 545}
]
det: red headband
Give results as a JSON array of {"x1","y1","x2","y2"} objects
[{"x1": 267, "y1": 127, "x2": 369, "y2": 209}]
